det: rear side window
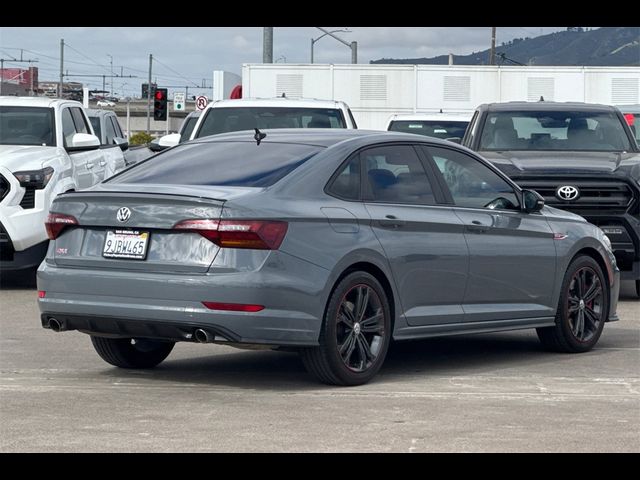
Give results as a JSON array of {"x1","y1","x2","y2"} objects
[
  {"x1": 110, "y1": 141, "x2": 323, "y2": 187},
  {"x1": 197, "y1": 107, "x2": 347, "y2": 138},
  {"x1": 327, "y1": 155, "x2": 360, "y2": 200},
  {"x1": 362, "y1": 145, "x2": 436, "y2": 205}
]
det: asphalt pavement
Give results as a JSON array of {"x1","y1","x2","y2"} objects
[{"x1": 0, "y1": 271, "x2": 638, "y2": 452}]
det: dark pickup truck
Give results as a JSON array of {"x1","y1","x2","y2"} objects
[{"x1": 462, "y1": 102, "x2": 640, "y2": 296}]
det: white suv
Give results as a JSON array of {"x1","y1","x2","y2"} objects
[
  {"x1": 0, "y1": 97, "x2": 106, "y2": 271},
  {"x1": 158, "y1": 97, "x2": 357, "y2": 148}
]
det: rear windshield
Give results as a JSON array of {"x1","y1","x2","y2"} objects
[
  {"x1": 388, "y1": 120, "x2": 469, "y2": 139},
  {"x1": 479, "y1": 111, "x2": 631, "y2": 152},
  {"x1": 0, "y1": 106, "x2": 56, "y2": 146},
  {"x1": 196, "y1": 107, "x2": 346, "y2": 138},
  {"x1": 110, "y1": 141, "x2": 323, "y2": 187}
]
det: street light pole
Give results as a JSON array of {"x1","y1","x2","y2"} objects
[{"x1": 310, "y1": 28, "x2": 352, "y2": 64}]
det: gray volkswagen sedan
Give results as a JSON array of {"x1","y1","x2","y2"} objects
[{"x1": 38, "y1": 129, "x2": 620, "y2": 385}]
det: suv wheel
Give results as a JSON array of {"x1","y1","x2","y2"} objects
[{"x1": 300, "y1": 272, "x2": 391, "y2": 386}]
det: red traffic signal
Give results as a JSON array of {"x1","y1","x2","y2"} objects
[{"x1": 153, "y1": 88, "x2": 168, "y2": 121}]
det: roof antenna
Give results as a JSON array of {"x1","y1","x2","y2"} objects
[
  {"x1": 539, "y1": 96, "x2": 545, "y2": 102},
  {"x1": 281, "y1": 92, "x2": 286, "y2": 98},
  {"x1": 439, "y1": 108, "x2": 443, "y2": 113},
  {"x1": 254, "y1": 128, "x2": 267, "y2": 146}
]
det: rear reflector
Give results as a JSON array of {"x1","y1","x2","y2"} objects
[
  {"x1": 202, "y1": 302, "x2": 264, "y2": 312},
  {"x1": 174, "y1": 219, "x2": 288, "y2": 250},
  {"x1": 45, "y1": 213, "x2": 78, "y2": 240},
  {"x1": 38, "y1": 290, "x2": 46, "y2": 298}
]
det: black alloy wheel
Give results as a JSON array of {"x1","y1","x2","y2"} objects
[
  {"x1": 537, "y1": 255, "x2": 608, "y2": 353},
  {"x1": 300, "y1": 271, "x2": 391, "y2": 386}
]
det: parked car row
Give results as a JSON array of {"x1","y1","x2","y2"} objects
[{"x1": 0, "y1": 97, "x2": 128, "y2": 271}]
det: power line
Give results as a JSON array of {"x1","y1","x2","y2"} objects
[{"x1": 153, "y1": 56, "x2": 200, "y2": 87}]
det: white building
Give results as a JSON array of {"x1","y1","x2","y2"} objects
[{"x1": 240, "y1": 64, "x2": 640, "y2": 130}]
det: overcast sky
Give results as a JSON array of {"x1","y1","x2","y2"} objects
[{"x1": 0, "y1": 27, "x2": 567, "y2": 98}]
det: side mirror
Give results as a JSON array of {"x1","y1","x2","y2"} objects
[
  {"x1": 148, "y1": 138, "x2": 166, "y2": 152},
  {"x1": 159, "y1": 133, "x2": 181, "y2": 149},
  {"x1": 67, "y1": 133, "x2": 100, "y2": 151},
  {"x1": 114, "y1": 137, "x2": 129, "y2": 151},
  {"x1": 522, "y1": 189, "x2": 545, "y2": 213},
  {"x1": 445, "y1": 137, "x2": 462, "y2": 144}
]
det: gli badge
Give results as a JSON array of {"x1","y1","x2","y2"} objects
[{"x1": 116, "y1": 207, "x2": 131, "y2": 223}]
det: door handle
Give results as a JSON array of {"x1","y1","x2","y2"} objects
[
  {"x1": 466, "y1": 220, "x2": 488, "y2": 233},
  {"x1": 86, "y1": 163, "x2": 94, "y2": 169},
  {"x1": 378, "y1": 215, "x2": 406, "y2": 228}
]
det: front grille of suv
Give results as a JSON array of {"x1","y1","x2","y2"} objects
[
  {"x1": 516, "y1": 179, "x2": 635, "y2": 214},
  {"x1": 0, "y1": 175, "x2": 9, "y2": 202}
]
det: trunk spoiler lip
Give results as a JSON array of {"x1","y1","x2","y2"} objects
[{"x1": 55, "y1": 190, "x2": 231, "y2": 204}]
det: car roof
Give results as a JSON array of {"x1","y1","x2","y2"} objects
[
  {"x1": 208, "y1": 97, "x2": 348, "y2": 110},
  {"x1": 86, "y1": 108, "x2": 115, "y2": 117},
  {"x1": 388, "y1": 113, "x2": 473, "y2": 123},
  {"x1": 0, "y1": 96, "x2": 80, "y2": 108},
  {"x1": 189, "y1": 128, "x2": 460, "y2": 148},
  {"x1": 481, "y1": 101, "x2": 617, "y2": 112},
  {"x1": 616, "y1": 104, "x2": 640, "y2": 113}
]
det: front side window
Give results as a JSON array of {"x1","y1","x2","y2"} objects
[
  {"x1": 61, "y1": 108, "x2": 77, "y2": 147},
  {"x1": 104, "y1": 116, "x2": 117, "y2": 144},
  {"x1": 197, "y1": 107, "x2": 347, "y2": 138},
  {"x1": 479, "y1": 111, "x2": 631, "y2": 152},
  {"x1": 362, "y1": 145, "x2": 436, "y2": 205},
  {"x1": 110, "y1": 141, "x2": 323, "y2": 187},
  {"x1": 89, "y1": 117, "x2": 102, "y2": 141},
  {"x1": 110, "y1": 116, "x2": 124, "y2": 138},
  {"x1": 180, "y1": 116, "x2": 198, "y2": 143},
  {"x1": 427, "y1": 146, "x2": 519, "y2": 211},
  {"x1": 70, "y1": 108, "x2": 89, "y2": 134},
  {"x1": 0, "y1": 106, "x2": 55, "y2": 146}
]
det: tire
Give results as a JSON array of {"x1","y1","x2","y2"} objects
[
  {"x1": 635, "y1": 280, "x2": 640, "y2": 299},
  {"x1": 537, "y1": 255, "x2": 608, "y2": 353},
  {"x1": 91, "y1": 336, "x2": 175, "y2": 369},
  {"x1": 300, "y1": 271, "x2": 392, "y2": 386}
]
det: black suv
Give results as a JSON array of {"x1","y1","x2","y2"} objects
[{"x1": 462, "y1": 102, "x2": 640, "y2": 296}]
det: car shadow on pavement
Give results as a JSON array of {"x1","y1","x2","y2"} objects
[{"x1": 95, "y1": 332, "x2": 575, "y2": 390}]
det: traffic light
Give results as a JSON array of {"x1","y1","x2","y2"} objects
[{"x1": 153, "y1": 88, "x2": 168, "y2": 121}]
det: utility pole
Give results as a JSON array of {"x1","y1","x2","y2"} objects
[
  {"x1": 147, "y1": 54, "x2": 152, "y2": 135},
  {"x1": 108, "y1": 54, "x2": 113, "y2": 97},
  {"x1": 489, "y1": 27, "x2": 497, "y2": 65},
  {"x1": 351, "y1": 41, "x2": 358, "y2": 64},
  {"x1": 263, "y1": 27, "x2": 273, "y2": 63},
  {"x1": 59, "y1": 39, "x2": 64, "y2": 98},
  {"x1": 0, "y1": 59, "x2": 3, "y2": 96}
]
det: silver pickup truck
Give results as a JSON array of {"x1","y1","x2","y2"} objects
[{"x1": 86, "y1": 109, "x2": 151, "y2": 168}]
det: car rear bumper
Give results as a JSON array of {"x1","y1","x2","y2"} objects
[{"x1": 37, "y1": 254, "x2": 330, "y2": 346}]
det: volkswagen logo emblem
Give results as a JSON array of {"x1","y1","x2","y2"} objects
[
  {"x1": 116, "y1": 207, "x2": 131, "y2": 223},
  {"x1": 556, "y1": 185, "x2": 580, "y2": 201}
]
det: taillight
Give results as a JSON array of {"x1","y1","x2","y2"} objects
[
  {"x1": 45, "y1": 213, "x2": 78, "y2": 240},
  {"x1": 174, "y1": 219, "x2": 288, "y2": 250},
  {"x1": 38, "y1": 290, "x2": 46, "y2": 298},
  {"x1": 202, "y1": 302, "x2": 264, "y2": 312},
  {"x1": 623, "y1": 113, "x2": 635, "y2": 126}
]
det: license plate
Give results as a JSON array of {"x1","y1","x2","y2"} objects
[{"x1": 103, "y1": 229, "x2": 149, "y2": 260}]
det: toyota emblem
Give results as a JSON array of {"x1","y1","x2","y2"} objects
[
  {"x1": 556, "y1": 185, "x2": 580, "y2": 201},
  {"x1": 116, "y1": 207, "x2": 131, "y2": 223}
]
